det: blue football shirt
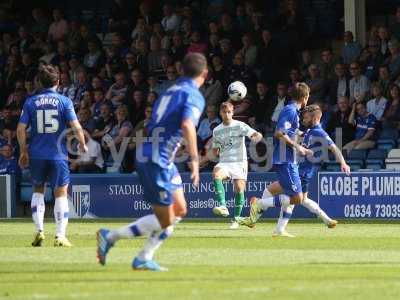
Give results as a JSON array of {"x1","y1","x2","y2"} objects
[
  {"x1": 300, "y1": 123, "x2": 334, "y2": 175},
  {"x1": 355, "y1": 114, "x2": 376, "y2": 140},
  {"x1": 19, "y1": 88, "x2": 77, "y2": 160},
  {"x1": 273, "y1": 101, "x2": 300, "y2": 164},
  {"x1": 141, "y1": 77, "x2": 205, "y2": 168}
]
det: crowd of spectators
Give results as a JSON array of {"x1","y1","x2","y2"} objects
[{"x1": 1, "y1": 1, "x2": 400, "y2": 176}]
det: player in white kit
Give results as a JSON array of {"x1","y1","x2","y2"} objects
[{"x1": 203, "y1": 101, "x2": 262, "y2": 228}]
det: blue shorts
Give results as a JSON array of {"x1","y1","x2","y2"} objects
[
  {"x1": 136, "y1": 162, "x2": 183, "y2": 206},
  {"x1": 299, "y1": 165, "x2": 319, "y2": 193},
  {"x1": 274, "y1": 163, "x2": 302, "y2": 196},
  {"x1": 30, "y1": 159, "x2": 70, "y2": 189}
]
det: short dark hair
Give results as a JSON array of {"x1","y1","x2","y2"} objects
[
  {"x1": 182, "y1": 53, "x2": 207, "y2": 78},
  {"x1": 37, "y1": 64, "x2": 59, "y2": 88},
  {"x1": 220, "y1": 101, "x2": 234, "y2": 111}
]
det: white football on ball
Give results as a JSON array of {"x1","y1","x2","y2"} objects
[{"x1": 227, "y1": 81, "x2": 247, "y2": 101}]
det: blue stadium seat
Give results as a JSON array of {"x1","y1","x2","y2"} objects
[
  {"x1": 346, "y1": 149, "x2": 367, "y2": 168},
  {"x1": 325, "y1": 163, "x2": 341, "y2": 172},
  {"x1": 365, "y1": 149, "x2": 387, "y2": 170},
  {"x1": 377, "y1": 142, "x2": 394, "y2": 152},
  {"x1": 379, "y1": 128, "x2": 399, "y2": 140}
]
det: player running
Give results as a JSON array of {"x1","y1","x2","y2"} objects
[
  {"x1": 206, "y1": 101, "x2": 262, "y2": 229},
  {"x1": 96, "y1": 53, "x2": 208, "y2": 271},
  {"x1": 238, "y1": 83, "x2": 312, "y2": 232},
  {"x1": 17, "y1": 65, "x2": 87, "y2": 247},
  {"x1": 241, "y1": 105, "x2": 351, "y2": 236}
]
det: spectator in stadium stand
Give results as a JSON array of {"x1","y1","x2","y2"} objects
[
  {"x1": 153, "y1": 22, "x2": 171, "y2": 51},
  {"x1": 48, "y1": 9, "x2": 68, "y2": 42},
  {"x1": 299, "y1": 49, "x2": 313, "y2": 79},
  {"x1": 38, "y1": 43, "x2": 55, "y2": 64},
  {"x1": 288, "y1": 67, "x2": 302, "y2": 94},
  {"x1": 110, "y1": 32, "x2": 129, "y2": 59},
  {"x1": 21, "y1": 52, "x2": 37, "y2": 80},
  {"x1": 378, "y1": 65, "x2": 391, "y2": 98},
  {"x1": 147, "y1": 35, "x2": 166, "y2": 74},
  {"x1": 200, "y1": 67, "x2": 224, "y2": 106},
  {"x1": 249, "y1": 12, "x2": 264, "y2": 44},
  {"x1": 211, "y1": 55, "x2": 226, "y2": 86},
  {"x1": 0, "y1": 106, "x2": 18, "y2": 133},
  {"x1": 257, "y1": 29, "x2": 281, "y2": 83},
  {"x1": 197, "y1": 104, "x2": 221, "y2": 150},
  {"x1": 159, "y1": 65, "x2": 177, "y2": 94},
  {"x1": 226, "y1": 52, "x2": 256, "y2": 93},
  {"x1": 67, "y1": 20, "x2": 84, "y2": 55},
  {"x1": 0, "y1": 144, "x2": 18, "y2": 175},
  {"x1": 305, "y1": 64, "x2": 326, "y2": 104},
  {"x1": 341, "y1": 31, "x2": 361, "y2": 66},
  {"x1": 319, "y1": 47, "x2": 338, "y2": 81},
  {"x1": 235, "y1": 4, "x2": 249, "y2": 34},
  {"x1": 16, "y1": 26, "x2": 33, "y2": 54},
  {"x1": 57, "y1": 72, "x2": 76, "y2": 100},
  {"x1": 208, "y1": 33, "x2": 221, "y2": 60},
  {"x1": 169, "y1": 32, "x2": 187, "y2": 63},
  {"x1": 122, "y1": 52, "x2": 137, "y2": 76},
  {"x1": 146, "y1": 91, "x2": 158, "y2": 106},
  {"x1": 248, "y1": 81, "x2": 274, "y2": 133},
  {"x1": 91, "y1": 88, "x2": 109, "y2": 119},
  {"x1": 327, "y1": 96, "x2": 355, "y2": 145},
  {"x1": 343, "y1": 102, "x2": 377, "y2": 153},
  {"x1": 229, "y1": 93, "x2": 252, "y2": 124},
  {"x1": 108, "y1": 0, "x2": 131, "y2": 35},
  {"x1": 382, "y1": 84, "x2": 400, "y2": 129},
  {"x1": 68, "y1": 55, "x2": 82, "y2": 84},
  {"x1": 328, "y1": 63, "x2": 350, "y2": 105},
  {"x1": 187, "y1": 30, "x2": 208, "y2": 55},
  {"x1": 384, "y1": 39, "x2": 400, "y2": 80},
  {"x1": 24, "y1": 79, "x2": 35, "y2": 97},
  {"x1": 50, "y1": 40, "x2": 70, "y2": 66},
  {"x1": 105, "y1": 72, "x2": 128, "y2": 110},
  {"x1": 390, "y1": 7, "x2": 400, "y2": 41},
  {"x1": 31, "y1": 8, "x2": 49, "y2": 36},
  {"x1": 78, "y1": 108, "x2": 96, "y2": 134},
  {"x1": 378, "y1": 26, "x2": 391, "y2": 59},
  {"x1": 146, "y1": 73, "x2": 163, "y2": 95},
  {"x1": 360, "y1": 39, "x2": 384, "y2": 82},
  {"x1": 102, "y1": 105, "x2": 132, "y2": 155},
  {"x1": 3, "y1": 55, "x2": 22, "y2": 95},
  {"x1": 131, "y1": 18, "x2": 151, "y2": 45},
  {"x1": 91, "y1": 76, "x2": 105, "y2": 91},
  {"x1": 239, "y1": 32, "x2": 257, "y2": 68},
  {"x1": 367, "y1": 82, "x2": 388, "y2": 121},
  {"x1": 135, "y1": 39, "x2": 149, "y2": 74},
  {"x1": 72, "y1": 68, "x2": 90, "y2": 108},
  {"x1": 270, "y1": 82, "x2": 289, "y2": 128},
  {"x1": 125, "y1": 68, "x2": 148, "y2": 99},
  {"x1": 219, "y1": 13, "x2": 239, "y2": 48},
  {"x1": 219, "y1": 38, "x2": 234, "y2": 69},
  {"x1": 138, "y1": 1, "x2": 157, "y2": 27},
  {"x1": 92, "y1": 103, "x2": 115, "y2": 141},
  {"x1": 349, "y1": 61, "x2": 371, "y2": 103},
  {"x1": 7, "y1": 87, "x2": 25, "y2": 115},
  {"x1": 161, "y1": 4, "x2": 181, "y2": 34},
  {"x1": 70, "y1": 132, "x2": 104, "y2": 174},
  {"x1": 83, "y1": 39, "x2": 105, "y2": 73},
  {"x1": 182, "y1": 5, "x2": 201, "y2": 31},
  {"x1": 126, "y1": 89, "x2": 146, "y2": 127}
]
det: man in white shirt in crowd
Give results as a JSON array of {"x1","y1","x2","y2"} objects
[
  {"x1": 367, "y1": 82, "x2": 388, "y2": 121},
  {"x1": 70, "y1": 132, "x2": 104, "y2": 173}
]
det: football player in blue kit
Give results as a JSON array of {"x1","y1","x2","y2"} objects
[
  {"x1": 238, "y1": 83, "x2": 312, "y2": 230},
  {"x1": 271, "y1": 104, "x2": 350, "y2": 236},
  {"x1": 96, "y1": 53, "x2": 208, "y2": 271},
  {"x1": 17, "y1": 65, "x2": 87, "y2": 247}
]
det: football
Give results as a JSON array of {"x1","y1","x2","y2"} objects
[{"x1": 227, "y1": 81, "x2": 247, "y2": 101}]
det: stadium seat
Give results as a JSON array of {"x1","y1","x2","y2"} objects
[
  {"x1": 365, "y1": 149, "x2": 387, "y2": 170},
  {"x1": 379, "y1": 128, "x2": 399, "y2": 140},
  {"x1": 387, "y1": 148, "x2": 400, "y2": 159},
  {"x1": 346, "y1": 149, "x2": 367, "y2": 168},
  {"x1": 377, "y1": 142, "x2": 394, "y2": 152},
  {"x1": 326, "y1": 163, "x2": 341, "y2": 172},
  {"x1": 348, "y1": 162, "x2": 362, "y2": 171},
  {"x1": 385, "y1": 163, "x2": 400, "y2": 170}
]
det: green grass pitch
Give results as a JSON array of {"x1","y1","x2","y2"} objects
[{"x1": 1, "y1": 219, "x2": 400, "y2": 300}]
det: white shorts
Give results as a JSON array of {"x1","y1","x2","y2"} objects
[{"x1": 215, "y1": 162, "x2": 248, "y2": 180}]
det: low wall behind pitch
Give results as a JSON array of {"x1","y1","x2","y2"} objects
[{"x1": 67, "y1": 171, "x2": 400, "y2": 219}]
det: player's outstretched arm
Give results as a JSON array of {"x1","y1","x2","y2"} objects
[
  {"x1": 182, "y1": 118, "x2": 200, "y2": 187},
  {"x1": 16, "y1": 123, "x2": 29, "y2": 168},
  {"x1": 250, "y1": 132, "x2": 263, "y2": 143},
  {"x1": 69, "y1": 120, "x2": 88, "y2": 153},
  {"x1": 329, "y1": 144, "x2": 350, "y2": 175}
]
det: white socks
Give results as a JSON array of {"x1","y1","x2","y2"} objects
[
  {"x1": 54, "y1": 197, "x2": 69, "y2": 238},
  {"x1": 275, "y1": 198, "x2": 294, "y2": 233},
  {"x1": 258, "y1": 188, "x2": 291, "y2": 210},
  {"x1": 31, "y1": 193, "x2": 45, "y2": 232},
  {"x1": 107, "y1": 214, "x2": 162, "y2": 243},
  {"x1": 302, "y1": 198, "x2": 332, "y2": 224},
  {"x1": 138, "y1": 217, "x2": 182, "y2": 261}
]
